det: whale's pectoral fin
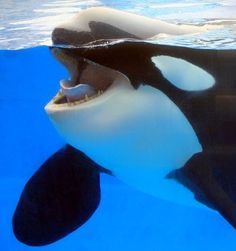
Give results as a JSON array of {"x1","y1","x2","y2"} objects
[
  {"x1": 170, "y1": 152, "x2": 236, "y2": 228},
  {"x1": 13, "y1": 145, "x2": 101, "y2": 246}
]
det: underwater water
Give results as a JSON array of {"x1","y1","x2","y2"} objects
[{"x1": 1, "y1": 1, "x2": 236, "y2": 251}]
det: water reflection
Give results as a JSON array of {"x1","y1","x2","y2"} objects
[{"x1": 0, "y1": 0, "x2": 236, "y2": 49}]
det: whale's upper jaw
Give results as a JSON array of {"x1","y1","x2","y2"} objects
[{"x1": 49, "y1": 39, "x2": 159, "y2": 87}]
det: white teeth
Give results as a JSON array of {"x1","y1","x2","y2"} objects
[
  {"x1": 60, "y1": 81, "x2": 97, "y2": 102},
  {"x1": 53, "y1": 89, "x2": 104, "y2": 106},
  {"x1": 68, "y1": 90, "x2": 104, "y2": 105}
]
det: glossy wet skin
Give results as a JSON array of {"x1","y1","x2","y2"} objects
[{"x1": 46, "y1": 41, "x2": 202, "y2": 209}]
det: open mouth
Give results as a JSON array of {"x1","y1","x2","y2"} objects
[{"x1": 50, "y1": 47, "x2": 120, "y2": 107}]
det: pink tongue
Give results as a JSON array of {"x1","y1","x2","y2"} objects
[{"x1": 60, "y1": 80, "x2": 97, "y2": 102}]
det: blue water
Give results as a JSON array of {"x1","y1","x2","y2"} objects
[{"x1": 1, "y1": 1, "x2": 236, "y2": 250}]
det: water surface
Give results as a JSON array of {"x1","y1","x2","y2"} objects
[{"x1": 1, "y1": 0, "x2": 236, "y2": 49}]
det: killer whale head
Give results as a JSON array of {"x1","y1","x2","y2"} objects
[{"x1": 45, "y1": 40, "x2": 204, "y2": 208}]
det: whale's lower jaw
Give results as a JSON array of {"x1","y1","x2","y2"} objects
[{"x1": 45, "y1": 62, "x2": 133, "y2": 113}]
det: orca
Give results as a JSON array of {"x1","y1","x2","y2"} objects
[{"x1": 13, "y1": 7, "x2": 236, "y2": 246}]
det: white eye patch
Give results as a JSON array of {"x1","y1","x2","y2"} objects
[{"x1": 151, "y1": 55, "x2": 215, "y2": 91}]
